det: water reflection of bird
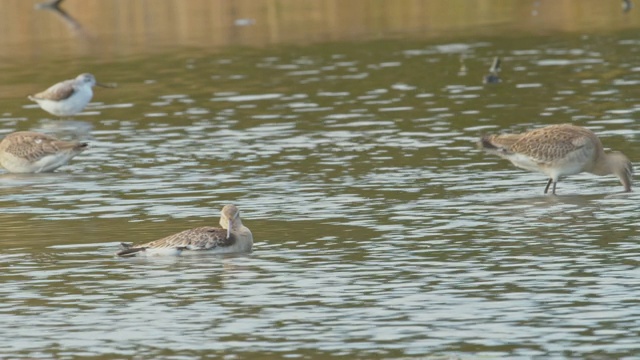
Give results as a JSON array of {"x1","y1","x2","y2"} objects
[
  {"x1": 116, "y1": 205, "x2": 253, "y2": 257},
  {"x1": 35, "y1": 0, "x2": 65, "y2": 9},
  {"x1": 479, "y1": 124, "x2": 633, "y2": 195},
  {"x1": 0, "y1": 131, "x2": 88, "y2": 173},
  {"x1": 483, "y1": 57, "x2": 501, "y2": 84},
  {"x1": 34, "y1": 0, "x2": 87, "y2": 36},
  {"x1": 28, "y1": 73, "x2": 112, "y2": 117},
  {"x1": 458, "y1": 54, "x2": 468, "y2": 76}
]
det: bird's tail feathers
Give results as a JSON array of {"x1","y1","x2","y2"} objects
[
  {"x1": 479, "y1": 134, "x2": 521, "y2": 154},
  {"x1": 115, "y1": 243, "x2": 146, "y2": 257}
]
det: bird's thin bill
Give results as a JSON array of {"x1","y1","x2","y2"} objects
[
  {"x1": 227, "y1": 219, "x2": 231, "y2": 239},
  {"x1": 96, "y1": 82, "x2": 117, "y2": 88}
]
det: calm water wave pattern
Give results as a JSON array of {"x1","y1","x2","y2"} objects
[{"x1": 1, "y1": 30, "x2": 640, "y2": 360}]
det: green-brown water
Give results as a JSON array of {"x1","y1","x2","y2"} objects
[{"x1": 1, "y1": 1, "x2": 640, "y2": 359}]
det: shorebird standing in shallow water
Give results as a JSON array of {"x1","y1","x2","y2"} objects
[
  {"x1": 28, "y1": 73, "x2": 112, "y2": 117},
  {"x1": 480, "y1": 124, "x2": 633, "y2": 195},
  {"x1": 116, "y1": 204, "x2": 253, "y2": 257},
  {"x1": 0, "y1": 131, "x2": 88, "y2": 173},
  {"x1": 483, "y1": 56, "x2": 501, "y2": 84}
]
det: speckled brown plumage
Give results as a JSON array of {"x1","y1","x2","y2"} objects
[
  {"x1": 1, "y1": 132, "x2": 84, "y2": 160},
  {"x1": 0, "y1": 131, "x2": 87, "y2": 173},
  {"x1": 480, "y1": 124, "x2": 633, "y2": 194},
  {"x1": 116, "y1": 204, "x2": 253, "y2": 257},
  {"x1": 117, "y1": 227, "x2": 234, "y2": 257},
  {"x1": 488, "y1": 125, "x2": 598, "y2": 162}
]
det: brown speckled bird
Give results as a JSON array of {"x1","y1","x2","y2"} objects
[
  {"x1": 480, "y1": 124, "x2": 632, "y2": 195},
  {"x1": 116, "y1": 204, "x2": 253, "y2": 257},
  {"x1": 0, "y1": 131, "x2": 88, "y2": 173}
]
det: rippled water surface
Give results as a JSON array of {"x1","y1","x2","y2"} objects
[{"x1": 2, "y1": 3, "x2": 640, "y2": 359}]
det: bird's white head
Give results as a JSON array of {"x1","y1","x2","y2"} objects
[{"x1": 76, "y1": 73, "x2": 97, "y2": 87}]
